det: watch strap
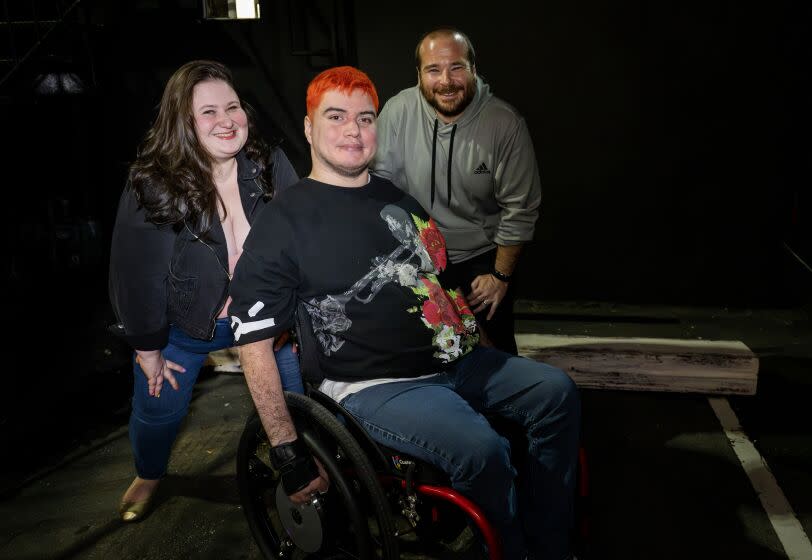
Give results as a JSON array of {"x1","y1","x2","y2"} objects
[{"x1": 491, "y1": 268, "x2": 511, "y2": 282}]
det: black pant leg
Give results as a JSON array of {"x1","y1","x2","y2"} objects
[{"x1": 447, "y1": 250, "x2": 518, "y2": 356}]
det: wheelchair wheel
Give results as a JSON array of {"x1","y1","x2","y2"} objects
[{"x1": 237, "y1": 392, "x2": 399, "y2": 559}]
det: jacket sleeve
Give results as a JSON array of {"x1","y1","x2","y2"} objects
[
  {"x1": 108, "y1": 185, "x2": 175, "y2": 350},
  {"x1": 271, "y1": 147, "x2": 300, "y2": 194},
  {"x1": 493, "y1": 118, "x2": 542, "y2": 245}
]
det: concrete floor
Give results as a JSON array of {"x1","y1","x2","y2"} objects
[{"x1": 1, "y1": 302, "x2": 810, "y2": 559}]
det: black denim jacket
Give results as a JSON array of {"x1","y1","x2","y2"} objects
[{"x1": 108, "y1": 148, "x2": 298, "y2": 350}]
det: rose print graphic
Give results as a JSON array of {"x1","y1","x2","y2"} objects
[
  {"x1": 412, "y1": 274, "x2": 478, "y2": 362},
  {"x1": 411, "y1": 215, "x2": 447, "y2": 272},
  {"x1": 421, "y1": 277, "x2": 466, "y2": 334}
]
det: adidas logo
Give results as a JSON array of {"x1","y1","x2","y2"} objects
[{"x1": 474, "y1": 162, "x2": 490, "y2": 174}]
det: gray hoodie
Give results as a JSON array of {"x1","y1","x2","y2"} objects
[{"x1": 373, "y1": 76, "x2": 541, "y2": 264}]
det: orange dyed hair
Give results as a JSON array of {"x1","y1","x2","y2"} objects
[{"x1": 306, "y1": 66, "x2": 379, "y2": 118}]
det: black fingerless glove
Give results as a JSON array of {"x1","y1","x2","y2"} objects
[{"x1": 269, "y1": 439, "x2": 320, "y2": 496}]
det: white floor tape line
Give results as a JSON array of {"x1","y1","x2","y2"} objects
[{"x1": 709, "y1": 397, "x2": 812, "y2": 560}]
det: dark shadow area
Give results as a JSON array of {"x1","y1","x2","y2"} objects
[
  {"x1": 2, "y1": 273, "x2": 131, "y2": 495},
  {"x1": 161, "y1": 473, "x2": 241, "y2": 506},
  {"x1": 52, "y1": 519, "x2": 125, "y2": 560},
  {"x1": 730, "y1": 353, "x2": 812, "y2": 534},
  {"x1": 580, "y1": 389, "x2": 787, "y2": 559}
]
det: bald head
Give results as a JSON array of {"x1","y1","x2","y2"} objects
[
  {"x1": 415, "y1": 28, "x2": 476, "y2": 71},
  {"x1": 415, "y1": 28, "x2": 478, "y2": 122}
]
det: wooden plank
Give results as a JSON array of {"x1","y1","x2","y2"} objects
[
  {"x1": 516, "y1": 334, "x2": 759, "y2": 395},
  {"x1": 206, "y1": 347, "x2": 241, "y2": 372},
  {"x1": 209, "y1": 335, "x2": 759, "y2": 395},
  {"x1": 513, "y1": 299, "x2": 807, "y2": 322}
]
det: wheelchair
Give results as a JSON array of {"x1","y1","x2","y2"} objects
[{"x1": 236, "y1": 306, "x2": 590, "y2": 559}]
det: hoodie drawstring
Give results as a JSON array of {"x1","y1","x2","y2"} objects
[
  {"x1": 430, "y1": 119, "x2": 438, "y2": 208},
  {"x1": 447, "y1": 123, "x2": 457, "y2": 208},
  {"x1": 430, "y1": 119, "x2": 458, "y2": 209}
]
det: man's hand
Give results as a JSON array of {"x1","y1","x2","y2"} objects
[
  {"x1": 135, "y1": 350, "x2": 186, "y2": 398},
  {"x1": 469, "y1": 273, "x2": 509, "y2": 321},
  {"x1": 270, "y1": 438, "x2": 330, "y2": 504},
  {"x1": 288, "y1": 458, "x2": 330, "y2": 505}
]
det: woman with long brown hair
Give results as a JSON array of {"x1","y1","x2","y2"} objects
[{"x1": 109, "y1": 60, "x2": 303, "y2": 522}]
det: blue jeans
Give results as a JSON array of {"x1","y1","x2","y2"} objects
[
  {"x1": 341, "y1": 346, "x2": 580, "y2": 560},
  {"x1": 129, "y1": 318, "x2": 303, "y2": 479}
]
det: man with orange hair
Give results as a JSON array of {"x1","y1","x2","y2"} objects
[{"x1": 229, "y1": 66, "x2": 579, "y2": 560}]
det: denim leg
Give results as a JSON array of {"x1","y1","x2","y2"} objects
[
  {"x1": 129, "y1": 340, "x2": 208, "y2": 479},
  {"x1": 452, "y1": 347, "x2": 581, "y2": 560},
  {"x1": 129, "y1": 319, "x2": 236, "y2": 479},
  {"x1": 129, "y1": 322, "x2": 305, "y2": 479},
  {"x1": 274, "y1": 342, "x2": 304, "y2": 394},
  {"x1": 340, "y1": 377, "x2": 526, "y2": 559}
]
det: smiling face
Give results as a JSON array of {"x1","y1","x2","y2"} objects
[
  {"x1": 417, "y1": 33, "x2": 477, "y2": 122},
  {"x1": 191, "y1": 79, "x2": 248, "y2": 163},
  {"x1": 304, "y1": 88, "x2": 377, "y2": 185}
]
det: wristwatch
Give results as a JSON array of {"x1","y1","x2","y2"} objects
[{"x1": 491, "y1": 268, "x2": 511, "y2": 282}]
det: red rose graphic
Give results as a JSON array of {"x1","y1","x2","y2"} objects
[
  {"x1": 419, "y1": 219, "x2": 447, "y2": 271},
  {"x1": 421, "y1": 278, "x2": 465, "y2": 333},
  {"x1": 454, "y1": 293, "x2": 473, "y2": 317},
  {"x1": 422, "y1": 299, "x2": 442, "y2": 326}
]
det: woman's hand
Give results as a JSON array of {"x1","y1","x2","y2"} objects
[
  {"x1": 135, "y1": 350, "x2": 186, "y2": 398},
  {"x1": 273, "y1": 330, "x2": 290, "y2": 352},
  {"x1": 273, "y1": 329, "x2": 298, "y2": 354}
]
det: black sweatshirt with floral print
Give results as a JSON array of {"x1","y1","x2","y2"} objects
[{"x1": 229, "y1": 175, "x2": 479, "y2": 382}]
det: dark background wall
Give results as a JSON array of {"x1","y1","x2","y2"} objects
[
  {"x1": 355, "y1": 1, "x2": 810, "y2": 306},
  {"x1": 5, "y1": 0, "x2": 810, "y2": 312}
]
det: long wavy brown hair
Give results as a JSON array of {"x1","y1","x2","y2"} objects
[{"x1": 129, "y1": 60, "x2": 277, "y2": 235}]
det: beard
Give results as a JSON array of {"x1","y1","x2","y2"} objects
[
  {"x1": 315, "y1": 150, "x2": 372, "y2": 179},
  {"x1": 420, "y1": 77, "x2": 476, "y2": 119}
]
